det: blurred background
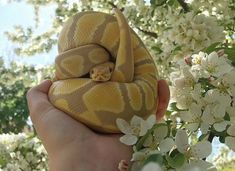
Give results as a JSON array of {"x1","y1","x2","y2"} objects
[{"x1": 0, "y1": 0, "x2": 234, "y2": 170}]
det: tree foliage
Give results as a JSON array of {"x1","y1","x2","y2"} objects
[{"x1": 0, "y1": 58, "x2": 53, "y2": 133}]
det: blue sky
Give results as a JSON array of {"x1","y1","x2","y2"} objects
[{"x1": 0, "y1": 1, "x2": 57, "y2": 66}]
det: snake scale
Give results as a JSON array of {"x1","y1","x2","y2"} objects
[{"x1": 48, "y1": 9, "x2": 158, "y2": 133}]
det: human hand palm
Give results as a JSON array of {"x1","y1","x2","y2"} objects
[
  {"x1": 27, "y1": 80, "x2": 132, "y2": 171},
  {"x1": 27, "y1": 79, "x2": 169, "y2": 171}
]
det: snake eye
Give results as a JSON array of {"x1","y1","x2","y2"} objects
[{"x1": 90, "y1": 70, "x2": 94, "y2": 74}]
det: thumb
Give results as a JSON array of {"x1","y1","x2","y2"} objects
[{"x1": 26, "y1": 79, "x2": 53, "y2": 124}]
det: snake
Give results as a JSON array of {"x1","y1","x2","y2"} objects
[{"x1": 48, "y1": 9, "x2": 158, "y2": 133}]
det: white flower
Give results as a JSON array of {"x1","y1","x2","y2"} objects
[
  {"x1": 116, "y1": 115, "x2": 156, "y2": 145},
  {"x1": 212, "y1": 69, "x2": 235, "y2": 97},
  {"x1": 191, "y1": 52, "x2": 206, "y2": 65},
  {"x1": 202, "y1": 89, "x2": 231, "y2": 132},
  {"x1": 175, "y1": 129, "x2": 212, "y2": 159},
  {"x1": 174, "y1": 67, "x2": 198, "y2": 88},
  {"x1": 160, "y1": 12, "x2": 225, "y2": 59},
  {"x1": 179, "y1": 103, "x2": 212, "y2": 134},
  {"x1": 225, "y1": 124, "x2": 235, "y2": 151},
  {"x1": 181, "y1": 160, "x2": 217, "y2": 171},
  {"x1": 200, "y1": 51, "x2": 233, "y2": 78},
  {"x1": 141, "y1": 162, "x2": 163, "y2": 171},
  {"x1": 132, "y1": 148, "x2": 160, "y2": 162},
  {"x1": 170, "y1": 86, "x2": 194, "y2": 109}
]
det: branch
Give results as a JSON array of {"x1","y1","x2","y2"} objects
[
  {"x1": 107, "y1": 1, "x2": 158, "y2": 39},
  {"x1": 108, "y1": 1, "x2": 124, "y2": 12},
  {"x1": 136, "y1": 27, "x2": 158, "y2": 39},
  {"x1": 177, "y1": 0, "x2": 190, "y2": 13}
]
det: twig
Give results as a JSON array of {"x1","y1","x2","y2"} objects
[
  {"x1": 136, "y1": 27, "x2": 158, "y2": 39},
  {"x1": 177, "y1": 0, "x2": 190, "y2": 12},
  {"x1": 108, "y1": 1, "x2": 124, "y2": 11}
]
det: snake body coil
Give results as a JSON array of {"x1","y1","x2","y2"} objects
[{"x1": 48, "y1": 9, "x2": 158, "y2": 133}]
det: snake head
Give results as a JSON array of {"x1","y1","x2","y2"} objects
[{"x1": 90, "y1": 62, "x2": 115, "y2": 82}]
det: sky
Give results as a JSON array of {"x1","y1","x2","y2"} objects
[{"x1": 0, "y1": 1, "x2": 57, "y2": 66}]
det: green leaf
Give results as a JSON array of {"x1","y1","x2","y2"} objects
[
  {"x1": 172, "y1": 46, "x2": 182, "y2": 54},
  {"x1": 150, "y1": 0, "x2": 167, "y2": 6},
  {"x1": 0, "y1": 156, "x2": 7, "y2": 167},
  {"x1": 165, "y1": 110, "x2": 172, "y2": 117},
  {"x1": 224, "y1": 112, "x2": 230, "y2": 121},
  {"x1": 224, "y1": 48, "x2": 235, "y2": 62},
  {"x1": 204, "y1": 42, "x2": 221, "y2": 54},
  {"x1": 169, "y1": 102, "x2": 183, "y2": 111},
  {"x1": 143, "y1": 154, "x2": 164, "y2": 166},
  {"x1": 151, "y1": 46, "x2": 163, "y2": 54},
  {"x1": 219, "y1": 135, "x2": 226, "y2": 143},
  {"x1": 166, "y1": 153, "x2": 186, "y2": 169},
  {"x1": 231, "y1": 61, "x2": 235, "y2": 67},
  {"x1": 135, "y1": 129, "x2": 152, "y2": 151},
  {"x1": 135, "y1": 123, "x2": 168, "y2": 151}
]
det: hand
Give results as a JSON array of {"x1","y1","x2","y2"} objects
[{"x1": 26, "y1": 79, "x2": 170, "y2": 171}]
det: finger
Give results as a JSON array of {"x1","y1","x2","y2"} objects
[
  {"x1": 27, "y1": 79, "x2": 53, "y2": 123},
  {"x1": 156, "y1": 79, "x2": 170, "y2": 121}
]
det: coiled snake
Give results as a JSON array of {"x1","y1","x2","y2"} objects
[{"x1": 48, "y1": 9, "x2": 158, "y2": 133}]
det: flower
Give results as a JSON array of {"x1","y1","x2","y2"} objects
[
  {"x1": 160, "y1": 12, "x2": 225, "y2": 59},
  {"x1": 180, "y1": 103, "x2": 210, "y2": 133},
  {"x1": 200, "y1": 52, "x2": 233, "y2": 78},
  {"x1": 225, "y1": 124, "x2": 235, "y2": 151},
  {"x1": 212, "y1": 69, "x2": 235, "y2": 97},
  {"x1": 141, "y1": 162, "x2": 163, "y2": 171},
  {"x1": 181, "y1": 160, "x2": 217, "y2": 171},
  {"x1": 0, "y1": 134, "x2": 48, "y2": 170},
  {"x1": 175, "y1": 129, "x2": 212, "y2": 159},
  {"x1": 203, "y1": 89, "x2": 231, "y2": 132},
  {"x1": 116, "y1": 115, "x2": 156, "y2": 145}
]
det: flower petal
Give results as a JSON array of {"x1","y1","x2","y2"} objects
[
  {"x1": 132, "y1": 151, "x2": 146, "y2": 161},
  {"x1": 120, "y1": 135, "x2": 138, "y2": 145},
  {"x1": 227, "y1": 124, "x2": 235, "y2": 136},
  {"x1": 116, "y1": 118, "x2": 132, "y2": 134},
  {"x1": 154, "y1": 125, "x2": 168, "y2": 142},
  {"x1": 175, "y1": 129, "x2": 189, "y2": 153},
  {"x1": 191, "y1": 141, "x2": 212, "y2": 158},
  {"x1": 143, "y1": 134, "x2": 153, "y2": 147},
  {"x1": 140, "y1": 120, "x2": 149, "y2": 136},
  {"x1": 213, "y1": 121, "x2": 228, "y2": 132},
  {"x1": 180, "y1": 111, "x2": 194, "y2": 122},
  {"x1": 225, "y1": 136, "x2": 235, "y2": 151},
  {"x1": 131, "y1": 115, "x2": 143, "y2": 126},
  {"x1": 200, "y1": 122, "x2": 210, "y2": 134},
  {"x1": 182, "y1": 160, "x2": 216, "y2": 171},
  {"x1": 185, "y1": 123, "x2": 199, "y2": 132},
  {"x1": 159, "y1": 138, "x2": 175, "y2": 154},
  {"x1": 141, "y1": 162, "x2": 163, "y2": 171},
  {"x1": 146, "y1": 115, "x2": 156, "y2": 129}
]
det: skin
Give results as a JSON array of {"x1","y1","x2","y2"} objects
[{"x1": 26, "y1": 79, "x2": 170, "y2": 171}]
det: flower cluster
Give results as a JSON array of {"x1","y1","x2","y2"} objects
[
  {"x1": 0, "y1": 133, "x2": 48, "y2": 171},
  {"x1": 117, "y1": 116, "x2": 215, "y2": 170},
  {"x1": 170, "y1": 50, "x2": 235, "y2": 149},
  {"x1": 117, "y1": 50, "x2": 235, "y2": 171},
  {"x1": 190, "y1": 0, "x2": 235, "y2": 23},
  {"x1": 160, "y1": 12, "x2": 225, "y2": 59}
]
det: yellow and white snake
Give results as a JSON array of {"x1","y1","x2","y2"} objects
[{"x1": 48, "y1": 9, "x2": 158, "y2": 133}]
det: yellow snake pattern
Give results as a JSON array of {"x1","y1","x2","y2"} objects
[{"x1": 48, "y1": 9, "x2": 158, "y2": 133}]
